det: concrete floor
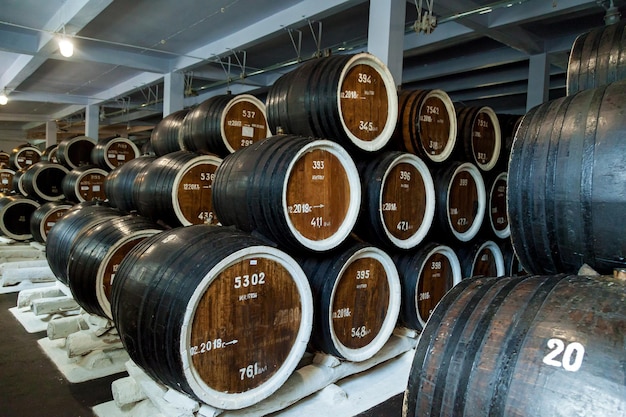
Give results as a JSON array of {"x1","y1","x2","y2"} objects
[{"x1": 0, "y1": 291, "x2": 402, "y2": 417}]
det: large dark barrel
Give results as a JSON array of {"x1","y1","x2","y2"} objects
[
  {"x1": 0, "y1": 168, "x2": 15, "y2": 193},
  {"x1": 0, "y1": 195, "x2": 40, "y2": 240},
  {"x1": 9, "y1": 144, "x2": 42, "y2": 171},
  {"x1": 455, "y1": 105, "x2": 502, "y2": 171},
  {"x1": 213, "y1": 135, "x2": 361, "y2": 253},
  {"x1": 61, "y1": 165, "x2": 108, "y2": 203},
  {"x1": 21, "y1": 161, "x2": 69, "y2": 202},
  {"x1": 180, "y1": 94, "x2": 271, "y2": 157},
  {"x1": 67, "y1": 214, "x2": 163, "y2": 319},
  {"x1": 104, "y1": 155, "x2": 156, "y2": 213},
  {"x1": 136, "y1": 150, "x2": 221, "y2": 227},
  {"x1": 393, "y1": 242, "x2": 461, "y2": 330},
  {"x1": 41, "y1": 144, "x2": 59, "y2": 164},
  {"x1": 456, "y1": 239, "x2": 505, "y2": 279},
  {"x1": 354, "y1": 151, "x2": 435, "y2": 250},
  {"x1": 432, "y1": 161, "x2": 486, "y2": 242},
  {"x1": 567, "y1": 20, "x2": 626, "y2": 95},
  {"x1": 150, "y1": 109, "x2": 189, "y2": 156},
  {"x1": 45, "y1": 203, "x2": 122, "y2": 285},
  {"x1": 91, "y1": 137, "x2": 140, "y2": 171},
  {"x1": 392, "y1": 89, "x2": 457, "y2": 164},
  {"x1": 56, "y1": 136, "x2": 97, "y2": 169},
  {"x1": 29, "y1": 201, "x2": 73, "y2": 243},
  {"x1": 266, "y1": 53, "x2": 398, "y2": 152},
  {"x1": 297, "y1": 242, "x2": 400, "y2": 361},
  {"x1": 508, "y1": 80, "x2": 626, "y2": 275},
  {"x1": 111, "y1": 225, "x2": 313, "y2": 409},
  {"x1": 403, "y1": 273, "x2": 626, "y2": 417}
]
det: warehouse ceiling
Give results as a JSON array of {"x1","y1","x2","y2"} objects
[{"x1": 0, "y1": 0, "x2": 623, "y2": 145}]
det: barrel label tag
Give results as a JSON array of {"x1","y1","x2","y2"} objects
[{"x1": 542, "y1": 338, "x2": 585, "y2": 372}]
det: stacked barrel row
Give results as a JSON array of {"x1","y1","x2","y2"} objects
[
  {"x1": 0, "y1": 135, "x2": 141, "y2": 243},
  {"x1": 403, "y1": 21, "x2": 626, "y2": 417}
]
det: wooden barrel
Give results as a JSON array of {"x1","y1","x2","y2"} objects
[
  {"x1": 11, "y1": 168, "x2": 28, "y2": 197},
  {"x1": 136, "y1": 150, "x2": 221, "y2": 227},
  {"x1": 456, "y1": 239, "x2": 505, "y2": 279},
  {"x1": 213, "y1": 135, "x2": 361, "y2": 253},
  {"x1": 56, "y1": 136, "x2": 97, "y2": 169},
  {"x1": 111, "y1": 225, "x2": 313, "y2": 409},
  {"x1": 150, "y1": 109, "x2": 189, "y2": 156},
  {"x1": 455, "y1": 105, "x2": 501, "y2": 171},
  {"x1": 393, "y1": 242, "x2": 461, "y2": 330},
  {"x1": 484, "y1": 171, "x2": 509, "y2": 240},
  {"x1": 0, "y1": 195, "x2": 41, "y2": 240},
  {"x1": 61, "y1": 165, "x2": 108, "y2": 203},
  {"x1": 354, "y1": 151, "x2": 435, "y2": 250},
  {"x1": 91, "y1": 137, "x2": 140, "y2": 171},
  {"x1": 0, "y1": 168, "x2": 15, "y2": 193},
  {"x1": 266, "y1": 53, "x2": 398, "y2": 153},
  {"x1": 45, "y1": 203, "x2": 121, "y2": 285},
  {"x1": 41, "y1": 144, "x2": 59, "y2": 164},
  {"x1": 0, "y1": 151, "x2": 10, "y2": 168},
  {"x1": 9, "y1": 144, "x2": 42, "y2": 171},
  {"x1": 104, "y1": 155, "x2": 156, "y2": 213},
  {"x1": 297, "y1": 242, "x2": 400, "y2": 361},
  {"x1": 29, "y1": 201, "x2": 73, "y2": 243},
  {"x1": 403, "y1": 273, "x2": 626, "y2": 417},
  {"x1": 433, "y1": 161, "x2": 486, "y2": 242},
  {"x1": 21, "y1": 161, "x2": 69, "y2": 202},
  {"x1": 67, "y1": 214, "x2": 163, "y2": 319},
  {"x1": 180, "y1": 94, "x2": 271, "y2": 157},
  {"x1": 567, "y1": 20, "x2": 626, "y2": 95},
  {"x1": 393, "y1": 89, "x2": 457, "y2": 163},
  {"x1": 508, "y1": 80, "x2": 626, "y2": 275}
]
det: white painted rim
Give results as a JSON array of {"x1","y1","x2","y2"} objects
[
  {"x1": 0, "y1": 197, "x2": 40, "y2": 240},
  {"x1": 220, "y1": 94, "x2": 271, "y2": 154},
  {"x1": 489, "y1": 172, "x2": 510, "y2": 239},
  {"x1": 96, "y1": 228, "x2": 161, "y2": 320},
  {"x1": 32, "y1": 163, "x2": 69, "y2": 201},
  {"x1": 171, "y1": 154, "x2": 222, "y2": 226},
  {"x1": 180, "y1": 246, "x2": 313, "y2": 409},
  {"x1": 378, "y1": 153, "x2": 435, "y2": 249},
  {"x1": 472, "y1": 106, "x2": 502, "y2": 171},
  {"x1": 282, "y1": 139, "x2": 361, "y2": 252},
  {"x1": 471, "y1": 240, "x2": 506, "y2": 278},
  {"x1": 336, "y1": 53, "x2": 398, "y2": 152},
  {"x1": 446, "y1": 162, "x2": 486, "y2": 242},
  {"x1": 328, "y1": 246, "x2": 401, "y2": 362},
  {"x1": 415, "y1": 245, "x2": 462, "y2": 328},
  {"x1": 419, "y1": 89, "x2": 457, "y2": 163},
  {"x1": 38, "y1": 203, "x2": 72, "y2": 243},
  {"x1": 72, "y1": 167, "x2": 108, "y2": 203}
]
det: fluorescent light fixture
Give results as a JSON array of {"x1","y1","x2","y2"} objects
[
  {"x1": 0, "y1": 89, "x2": 7, "y2": 105},
  {"x1": 59, "y1": 37, "x2": 74, "y2": 57}
]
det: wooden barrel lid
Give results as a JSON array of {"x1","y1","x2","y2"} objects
[
  {"x1": 416, "y1": 245, "x2": 461, "y2": 327},
  {"x1": 328, "y1": 246, "x2": 400, "y2": 361},
  {"x1": 221, "y1": 94, "x2": 271, "y2": 153},
  {"x1": 379, "y1": 154, "x2": 435, "y2": 249},
  {"x1": 174, "y1": 154, "x2": 222, "y2": 226},
  {"x1": 489, "y1": 172, "x2": 509, "y2": 239},
  {"x1": 181, "y1": 247, "x2": 312, "y2": 409},
  {"x1": 39, "y1": 203, "x2": 72, "y2": 242},
  {"x1": 446, "y1": 163, "x2": 486, "y2": 242},
  {"x1": 73, "y1": 167, "x2": 108, "y2": 202},
  {"x1": 101, "y1": 137, "x2": 140, "y2": 170},
  {"x1": 338, "y1": 54, "x2": 398, "y2": 152},
  {"x1": 470, "y1": 240, "x2": 505, "y2": 278},
  {"x1": 470, "y1": 107, "x2": 501, "y2": 171},
  {"x1": 0, "y1": 196, "x2": 40, "y2": 240},
  {"x1": 285, "y1": 141, "x2": 360, "y2": 251},
  {"x1": 98, "y1": 230, "x2": 161, "y2": 320},
  {"x1": 12, "y1": 146, "x2": 42, "y2": 170},
  {"x1": 0, "y1": 169, "x2": 15, "y2": 193},
  {"x1": 58, "y1": 136, "x2": 96, "y2": 169}
]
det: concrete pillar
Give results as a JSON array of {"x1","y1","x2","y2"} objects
[
  {"x1": 85, "y1": 104, "x2": 99, "y2": 140},
  {"x1": 45, "y1": 121, "x2": 57, "y2": 147},
  {"x1": 367, "y1": 0, "x2": 406, "y2": 87},
  {"x1": 526, "y1": 53, "x2": 550, "y2": 111},
  {"x1": 163, "y1": 72, "x2": 185, "y2": 117}
]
